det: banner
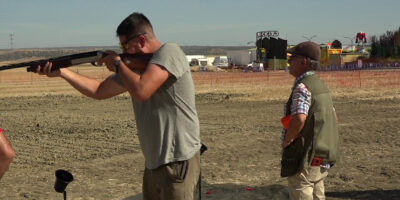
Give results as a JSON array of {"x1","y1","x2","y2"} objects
[{"x1": 329, "y1": 49, "x2": 342, "y2": 54}]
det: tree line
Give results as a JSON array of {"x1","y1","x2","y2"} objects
[{"x1": 370, "y1": 27, "x2": 400, "y2": 58}]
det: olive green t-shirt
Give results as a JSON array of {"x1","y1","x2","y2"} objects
[{"x1": 112, "y1": 43, "x2": 201, "y2": 169}]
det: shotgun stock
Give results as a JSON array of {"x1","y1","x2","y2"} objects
[{"x1": 0, "y1": 51, "x2": 152, "y2": 72}]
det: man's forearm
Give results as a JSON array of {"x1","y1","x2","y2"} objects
[
  {"x1": 60, "y1": 68, "x2": 102, "y2": 99},
  {"x1": 283, "y1": 114, "x2": 306, "y2": 148}
]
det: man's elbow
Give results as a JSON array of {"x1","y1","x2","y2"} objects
[
  {"x1": 1, "y1": 147, "x2": 15, "y2": 162},
  {"x1": 91, "y1": 90, "x2": 112, "y2": 100},
  {"x1": 83, "y1": 94, "x2": 103, "y2": 100},
  {"x1": 6, "y1": 149, "x2": 15, "y2": 161},
  {"x1": 130, "y1": 91, "x2": 150, "y2": 103},
  {"x1": 133, "y1": 94, "x2": 150, "y2": 103},
  {"x1": 92, "y1": 94, "x2": 107, "y2": 100}
]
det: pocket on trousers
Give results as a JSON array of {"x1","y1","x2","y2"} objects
[
  {"x1": 306, "y1": 166, "x2": 321, "y2": 181},
  {"x1": 165, "y1": 160, "x2": 189, "y2": 183}
]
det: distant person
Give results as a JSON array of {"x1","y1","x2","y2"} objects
[
  {"x1": 280, "y1": 41, "x2": 339, "y2": 199},
  {"x1": 35, "y1": 12, "x2": 201, "y2": 200},
  {"x1": 0, "y1": 128, "x2": 15, "y2": 181}
]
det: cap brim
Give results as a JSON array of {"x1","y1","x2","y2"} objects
[{"x1": 286, "y1": 47, "x2": 295, "y2": 54}]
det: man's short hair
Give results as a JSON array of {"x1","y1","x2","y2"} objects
[
  {"x1": 117, "y1": 12, "x2": 153, "y2": 38},
  {"x1": 308, "y1": 59, "x2": 320, "y2": 70}
]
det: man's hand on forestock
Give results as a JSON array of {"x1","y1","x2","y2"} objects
[{"x1": 34, "y1": 62, "x2": 61, "y2": 77}]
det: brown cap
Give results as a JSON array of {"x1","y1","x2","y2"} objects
[{"x1": 287, "y1": 41, "x2": 320, "y2": 61}]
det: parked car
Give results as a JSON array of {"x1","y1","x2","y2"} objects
[{"x1": 247, "y1": 62, "x2": 264, "y2": 72}]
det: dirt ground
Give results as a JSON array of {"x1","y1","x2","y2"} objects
[{"x1": 0, "y1": 70, "x2": 400, "y2": 200}]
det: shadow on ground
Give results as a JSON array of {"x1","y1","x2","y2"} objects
[
  {"x1": 123, "y1": 182, "x2": 288, "y2": 200},
  {"x1": 122, "y1": 184, "x2": 400, "y2": 200},
  {"x1": 326, "y1": 189, "x2": 400, "y2": 200}
]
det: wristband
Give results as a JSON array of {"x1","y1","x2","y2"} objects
[{"x1": 113, "y1": 59, "x2": 121, "y2": 74}]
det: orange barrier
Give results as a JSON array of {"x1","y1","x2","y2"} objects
[
  {"x1": 1, "y1": 70, "x2": 400, "y2": 89},
  {"x1": 192, "y1": 70, "x2": 400, "y2": 89}
]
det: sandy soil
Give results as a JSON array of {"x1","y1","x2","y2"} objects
[{"x1": 0, "y1": 70, "x2": 400, "y2": 200}]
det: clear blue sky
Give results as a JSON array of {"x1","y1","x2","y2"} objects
[{"x1": 0, "y1": 0, "x2": 399, "y2": 49}]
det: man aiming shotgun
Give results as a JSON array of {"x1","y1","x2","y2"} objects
[{"x1": 34, "y1": 12, "x2": 202, "y2": 200}]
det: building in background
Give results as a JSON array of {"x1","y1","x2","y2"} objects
[{"x1": 256, "y1": 31, "x2": 287, "y2": 70}]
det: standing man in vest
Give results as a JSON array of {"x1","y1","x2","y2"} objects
[
  {"x1": 35, "y1": 12, "x2": 201, "y2": 200},
  {"x1": 281, "y1": 41, "x2": 339, "y2": 200}
]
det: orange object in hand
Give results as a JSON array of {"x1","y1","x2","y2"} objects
[{"x1": 281, "y1": 115, "x2": 291, "y2": 129}]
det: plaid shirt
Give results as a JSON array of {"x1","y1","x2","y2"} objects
[{"x1": 281, "y1": 71, "x2": 314, "y2": 144}]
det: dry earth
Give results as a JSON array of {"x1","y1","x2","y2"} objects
[{"x1": 0, "y1": 69, "x2": 400, "y2": 200}]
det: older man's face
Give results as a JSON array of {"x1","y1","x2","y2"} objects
[{"x1": 288, "y1": 54, "x2": 307, "y2": 77}]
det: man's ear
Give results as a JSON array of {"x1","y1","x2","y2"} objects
[
  {"x1": 138, "y1": 35, "x2": 146, "y2": 48},
  {"x1": 301, "y1": 57, "x2": 308, "y2": 65}
]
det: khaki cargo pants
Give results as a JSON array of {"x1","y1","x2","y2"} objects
[
  {"x1": 287, "y1": 166, "x2": 329, "y2": 200},
  {"x1": 143, "y1": 151, "x2": 200, "y2": 200}
]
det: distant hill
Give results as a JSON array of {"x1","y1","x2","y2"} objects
[
  {"x1": 0, "y1": 46, "x2": 254, "y2": 62},
  {"x1": 0, "y1": 47, "x2": 118, "y2": 62},
  {"x1": 181, "y1": 46, "x2": 254, "y2": 55}
]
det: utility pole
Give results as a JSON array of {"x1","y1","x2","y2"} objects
[
  {"x1": 246, "y1": 41, "x2": 255, "y2": 46},
  {"x1": 10, "y1": 33, "x2": 14, "y2": 49},
  {"x1": 344, "y1": 36, "x2": 354, "y2": 48},
  {"x1": 302, "y1": 35, "x2": 317, "y2": 42}
]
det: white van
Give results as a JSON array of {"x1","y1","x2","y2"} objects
[{"x1": 212, "y1": 56, "x2": 229, "y2": 68}]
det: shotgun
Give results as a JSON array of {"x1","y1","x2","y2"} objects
[{"x1": 0, "y1": 51, "x2": 152, "y2": 72}]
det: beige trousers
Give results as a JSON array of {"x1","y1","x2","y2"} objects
[
  {"x1": 143, "y1": 151, "x2": 200, "y2": 200},
  {"x1": 287, "y1": 166, "x2": 329, "y2": 200}
]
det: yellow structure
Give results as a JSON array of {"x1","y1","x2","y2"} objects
[
  {"x1": 287, "y1": 46, "x2": 361, "y2": 68},
  {"x1": 320, "y1": 46, "x2": 360, "y2": 67},
  {"x1": 320, "y1": 48, "x2": 329, "y2": 66},
  {"x1": 321, "y1": 53, "x2": 361, "y2": 67}
]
